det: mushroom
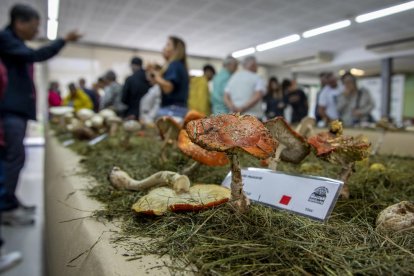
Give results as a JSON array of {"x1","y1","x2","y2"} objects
[
  {"x1": 122, "y1": 120, "x2": 141, "y2": 147},
  {"x1": 264, "y1": 117, "x2": 310, "y2": 171},
  {"x1": 76, "y1": 108, "x2": 95, "y2": 122},
  {"x1": 132, "y1": 184, "x2": 231, "y2": 216},
  {"x1": 183, "y1": 110, "x2": 206, "y2": 127},
  {"x1": 156, "y1": 116, "x2": 181, "y2": 161},
  {"x1": 49, "y1": 106, "x2": 74, "y2": 129},
  {"x1": 295, "y1": 117, "x2": 316, "y2": 138},
  {"x1": 178, "y1": 129, "x2": 229, "y2": 175},
  {"x1": 307, "y1": 120, "x2": 371, "y2": 199},
  {"x1": 107, "y1": 116, "x2": 123, "y2": 137},
  {"x1": 90, "y1": 115, "x2": 104, "y2": 130},
  {"x1": 71, "y1": 125, "x2": 96, "y2": 140},
  {"x1": 99, "y1": 109, "x2": 117, "y2": 120},
  {"x1": 186, "y1": 114, "x2": 277, "y2": 213},
  {"x1": 64, "y1": 112, "x2": 75, "y2": 125},
  {"x1": 108, "y1": 167, "x2": 190, "y2": 194},
  {"x1": 376, "y1": 201, "x2": 414, "y2": 233}
]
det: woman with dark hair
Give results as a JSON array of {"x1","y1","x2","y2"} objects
[
  {"x1": 283, "y1": 79, "x2": 308, "y2": 124},
  {"x1": 48, "y1": 81, "x2": 62, "y2": 107},
  {"x1": 150, "y1": 36, "x2": 189, "y2": 119},
  {"x1": 264, "y1": 77, "x2": 285, "y2": 119}
]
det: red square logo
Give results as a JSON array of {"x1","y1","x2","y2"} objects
[{"x1": 279, "y1": 195, "x2": 292, "y2": 205}]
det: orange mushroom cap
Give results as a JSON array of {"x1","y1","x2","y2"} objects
[
  {"x1": 178, "y1": 129, "x2": 229, "y2": 166},
  {"x1": 186, "y1": 114, "x2": 277, "y2": 159},
  {"x1": 156, "y1": 116, "x2": 181, "y2": 140}
]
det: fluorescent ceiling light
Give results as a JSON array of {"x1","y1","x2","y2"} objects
[
  {"x1": 302, "y1": 20, "x2": 351, "y2": 38},
  {"x1": 350, "y1": 68, "x2": 365, "y2": 76},
  {"x1": 355, "y1": 1, "x2": 414, "y2": 23},
  {"x1": 256, "y1": 34, "x2": 300, "y2": 52},
  {"x1": 189, "y1": 69, "x2": 203, "y2": 77},
  {"x1": 47, "y1": 19, "x2": 58, "y2": 40},
  {"x1": 232, "y1": 47, "x2": 256, "y2": 58},
  {"x1": 48, "y1": 0, "x2": 60, "y2": 20}
]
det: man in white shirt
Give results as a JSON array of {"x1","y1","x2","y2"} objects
[
  {"x1": 224, "y1": 56, "x2": 265, "y2": 118},
  {"x1": 317, "y1": 72, "x2": 341, "y2": 125}
]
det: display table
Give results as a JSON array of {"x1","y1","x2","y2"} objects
[{"x1": 44, "y1": 133, "x2": 173, "y2": 276}]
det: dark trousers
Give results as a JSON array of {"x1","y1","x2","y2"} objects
[{"x1": 0, "y1": 114, "x2": 27, "y2": 211}]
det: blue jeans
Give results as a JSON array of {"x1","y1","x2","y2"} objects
[
  {"x1": 156, "y1": 105, "x2": 188, "y2": 119},
  {"x1": 0, "y1": 114, "x2": 27, "y2": 211}
]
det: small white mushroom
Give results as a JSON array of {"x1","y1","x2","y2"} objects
[
  {"x1": 123, "y1": 120, "x2": 141, "y2": 146},
  {"x1": 90, "y1": 115, "x2": 104, "y2": 129},
  {"x1": 99, "y1": 109, "x2": 117, "y2": 120},
  {"x1": 107, "y1": 116, "x2": 123, "y2": 136},
  {"x1": 49, "y1": 106, "x2": 74, "y2": 129},
  {"x1": 295, "y1": 117, "x2": 316, "y2": 138},
  {"x1": 376, "y1": 201, "x2": 414, "y2": 233},
  {"x1": 109, "y1": 167, "x2": 191, "y2": 194},
  {"x1": 76, "y1": 108, "x2": 95, "y2": 122}
]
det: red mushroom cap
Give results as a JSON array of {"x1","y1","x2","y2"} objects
[
  {"x1": 183, "y1": 110, "x2": 206, "y2": 128},
  {"x1": 186, "y1": 114, "x2": 277, "y2": 159}
]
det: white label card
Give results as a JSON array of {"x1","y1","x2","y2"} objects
[
  {"x1": 62, "y1": 139, "x2": 75, "y2": 147},
  {"x1": 88, "y1": 134, "x2": 108, "y2": 146},
  {"x1": 221, "y1": 168, "x2": 343, "y2": 222}
]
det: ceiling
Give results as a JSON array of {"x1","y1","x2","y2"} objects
[{"x1": 1, "y1": 0, "x2": 414, "y2": 71}]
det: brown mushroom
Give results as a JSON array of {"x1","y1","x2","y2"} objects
[
  {"x1": 156, "y1": 116, "x2": 181, "y2": 161},
  {"x1": 132, "y1": 184, "x2": 231, "y2": 216},
  {"x1": 295, "y1": 116, "x2": 316, "y2": 138},
  {"x1": 376, "y1": 201, "x2": 414, "y2": 233},
  {"x1": 265, "y1": 117, "x2": 310, "y2": 170},
  {"x1": 186, "y1": 114, "x2": 277, "y2": 213},
  {"x1": 109, "y1": 167, "x2": 190, "y2": 194},
  {"x1": 308, "y1": 120, "x2": 371, "y2": 199},
  {"x1": 178, "y1": 129, "x2": 229, "y2": 175}
]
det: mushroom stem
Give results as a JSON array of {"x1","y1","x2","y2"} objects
[
  {"x1": 123, "y1": 133, "x2": 132, "y2": 148},
  {"x1": 371, "y1": 130, "x2": 385, "y2": 156},
  {"x1": 180, "y1": 161, "x2": 201, "y2": 176},
  {"x1": 268, "y1": 144, "x2": 287, "y2": 171},
  {"x1": 109, "y1": 167, "x2": 190, "y2": 193},
  {"x1": 228, "y1": 153, "x2": 250, "y2": 213},
  {"x1": 339, "y1": 163, "x2": 355, "y2": 199},
  {"x1": 160, "y1": 128, "x2": 172, "y2": 162},
  {"x1": 109, "y1": 123, "x2": 119, "y2": 136}
]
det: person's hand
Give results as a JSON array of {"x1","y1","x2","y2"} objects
[{"x1": 64, "y1": 30, "x2": 82, "y2": 42}]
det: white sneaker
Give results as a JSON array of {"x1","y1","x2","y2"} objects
[
  {"x1": 0, "y1": 251, "x2": 22, "y2": 273},
  {"x1": 1, "y1": 209, "x2": 35, "y2": 226}
]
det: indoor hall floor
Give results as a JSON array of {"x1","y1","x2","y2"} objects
[{"x1": 2, "y1": 146, "x2": 44, "y2": 276}]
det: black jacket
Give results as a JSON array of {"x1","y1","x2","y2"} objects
[
  {"x1": 121, "y1": 69, "x2": 150, "y2": 118},
  {"x1": 0, "y1": 26, "x2": 66, "y2": 120}
]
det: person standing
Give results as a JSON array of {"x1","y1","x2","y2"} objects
[
  {"x1": 337, "y1": 72, "x2": 375, "y2": 126},
  {"x1": 79, "y1": 78, "x2": 99, "y2": 112},
  {"x1": 47, "y1": 81, "x2": 62, "y2": 107},
  {"x1": 150, "y1": 36, "x2": 189, "y2": 119},
  {"x1": 187, "y1": 64, "x2": 215, "y2": 115},
  {"x1": 314, "y1": 72, "x2": 328, "y2": 123},
  {"x1": 284, "y1": 79, "x2": 308, "y2": 124},
  {"x1": 264, "y1": 76, "x2": 285, "y2": 119},
  {"x1": 62, "y1": 83, "x2": 93, "y2": 111},
  {"x1": 224, "y1": 56, "x2": 265, "y2": 118},
  {"x1": 140, "y1": 65, "x2": 162, "y2": 125},
  {"x1": 211, "y1": 56, "x2": 238, "y2": 115},
  {"x1": 100, "y1": 70, "x2": 126, "y2": 116},
  {"x1": 0, "y1": 3, "x2": 81, "y2": 223},
  {"x1": 317, "y1": 72, "x2": 341, "y2": 126},
  {"x1": 121, "y1": 57, "x2": 150, "y2": 120}
]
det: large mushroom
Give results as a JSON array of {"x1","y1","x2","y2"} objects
[
  {"x1": 376, "y1": 201, "x2": 414, "y2": 233},
  {"x1": 109, "y1": 167, "x2": 190, "y2": 194},
  {"x1": 76, "y1": 108, "x2": 95, "y2": 122},
  {"x1": 295, "y1": 116, "x2": 316, "y2": 138},
  {"x1": 265, "y1": 117, "x2": 310, "y2": 170},
  {"x1": 186, "y1": 114, "x2": 277, "y2": 213},
  {"x1": 132, "y1": 185, "x2": 231, "y2": 216},
  {"x1": 308, "y1": 120, "x2": 371, "y2": 199},
  {"x1": 49, "y1": 106, "x2": 74, "y2": 129}
]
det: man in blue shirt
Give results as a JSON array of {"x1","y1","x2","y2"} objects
[
  {"x1": 0, "y1": 4, "x2": 81, "y2": 225},
  {"x1": 211, "y1": 56, "x2": 238, "y2": 114}
]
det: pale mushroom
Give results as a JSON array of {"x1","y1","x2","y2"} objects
[
  {"x1": 107, "y1": 116, "x2": 123, "y2": 136},
  {"x1": 265, "y1": 117, "x2": 310, "y2": 171},
  {"x1": 108, "y1": 167, "x2": 190, "y2": 194},
  {"x1": 308, "y1": 120, "x2": 371, "y2": 199},
  {"x1": 132, "y1": 185, "x2": 231, "y2": 216},
  {"x1": 90, "y1": 115, "x2": 104, "y2": 129},
  {"x1": 186, "y1": 114, "x2": 277, "y2": 213},
  {"x1": 76, "y1": 108, "x2": 95, "y2": 122},
  {"x1": 49, "y1": 106, "x2": 74, "y2": 129},
  {"x1": 99, "y1": 109, "x2": 117, "y2": 120},
  {"x1": 156, "y1": 116, "x2": 181, "y2": 161},
  {"x1": 122, "y1": 120, "x2": 141, "y2": 147},
  {"x1": 376, "y1": 201, "x2": 414, "y2": 233}
]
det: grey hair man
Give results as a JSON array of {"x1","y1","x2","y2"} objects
[
  {"x1": 223, "y1": 56, "x2": 265, "y2": 118},
  {"x1": 211, "y1": 56, "x2": 239, "y2": 114}
]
